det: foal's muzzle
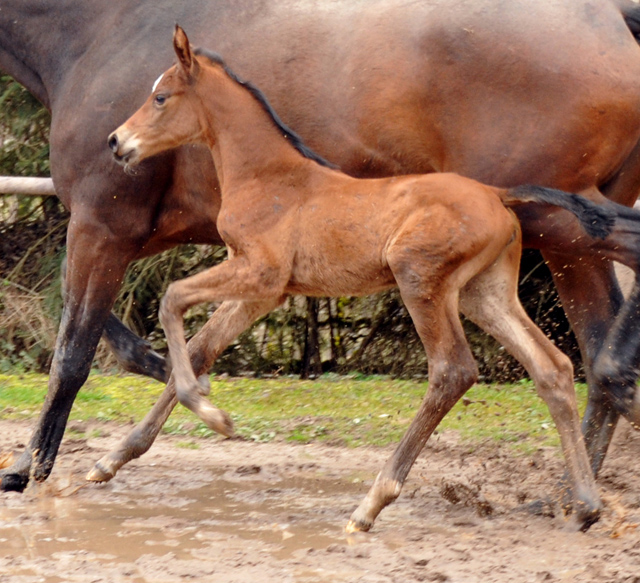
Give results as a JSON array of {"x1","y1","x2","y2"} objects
[
  {"x1": 108, "y1": 130, "x2": 134, "y2": 165},
  {"x1": 108, "y1": 132, "x2": 119, "y2": 153}
]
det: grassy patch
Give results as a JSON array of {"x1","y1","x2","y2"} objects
[{"x1": 0, "y1": 372, "x2": 588, "y2": 451}]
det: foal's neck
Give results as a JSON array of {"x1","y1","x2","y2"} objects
[{"x1": 198, "y1": 68, "x2": 315, "y2": 193}]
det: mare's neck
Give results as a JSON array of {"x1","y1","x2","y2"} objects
[
  {"x1": 197, "y1": 70, "x2": 315, "y2": 194},
  {"x1": 0, "y1": 0, "x2": 110, "y2": 108}
]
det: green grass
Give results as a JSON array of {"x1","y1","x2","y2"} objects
[{"x1": 0, "y1": 372, "x2": 588, "y2": 451}]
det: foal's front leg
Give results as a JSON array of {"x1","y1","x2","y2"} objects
[
  {"x1": 159, "y1": 256, "x2": 284, "y2": 429},
  {"x1": 88, "y1": 297, "x2": 284, "y2": 482}
]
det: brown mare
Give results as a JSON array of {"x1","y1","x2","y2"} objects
[
  {"x1": 108, "y1": 27, "x2": 619, "y2": 531},
  {"x1": 3, "y1": 0, "x2": 640, "y2": 498}
]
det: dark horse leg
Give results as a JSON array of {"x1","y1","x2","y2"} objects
[
  {"x1": 0, "y1": 221, "x2": 139, "y2": 492},
  {"x1": 579, "y1": 153, "x2": 640, "y2": 475},
  {"x1": 60, "y1": 256, "x2": 170, "y2": 384},
  {"x1": 87, "y1": 298, "x2": 282, "y2": 482},
  {"x1": 528, "y1": 196, "x2": 640, "y2": 478},
  {"x1": 102, "y1": 316, "x2": 169, "y2": 383},
  {"x1": 542, "y1": 251, "x2": 625, "y2": 476}
]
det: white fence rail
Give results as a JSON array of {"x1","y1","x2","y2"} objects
[{"x1": 0, "y1": 176, "x2": 55, "y2": 196}]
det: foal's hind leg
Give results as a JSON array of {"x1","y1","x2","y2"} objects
[
  {"x1": 87, "y1": 298, "x2": 283, "y2": 482},
  {"x1": 459, "y1": 244, "x2": 601, "y2": 530},
  {"x1": 348, "y1": 285, "x2": 479, "y2": 532}
]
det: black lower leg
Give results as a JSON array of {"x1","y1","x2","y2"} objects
[
  {"x1": 103, "y1": 314, "x2": 169, "y2": 383},
  {"x1": 593, "y1": 280, "x2": 640, "y2": 426}
]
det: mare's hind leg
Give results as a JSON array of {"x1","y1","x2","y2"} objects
[
  {"x1": 102, "y1": 315, "x2": 170, "y2": 383},
  {"x1": 459, "y1": 243, "x2": 601, "y2": 530},
  {"x1": 348, "y1": 284, "x2": 479, "y2": 532},
  {"x1": 87, "y1": 298, "x2": 283, "y2": 482},
  {"x1": 541, "y1": 251, "x2": 626, "y2": 478}
]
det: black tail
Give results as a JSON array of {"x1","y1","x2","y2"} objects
[
  {"x1": 505, "y1": 185, "x2": 616, "y2": 240},
  {"x1": 621, "y1": 3, "x2": 640, "y2": 44}
]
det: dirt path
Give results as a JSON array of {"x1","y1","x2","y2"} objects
[{"x1": 1, "y1": 419, "x2": 639, "y2": 582}]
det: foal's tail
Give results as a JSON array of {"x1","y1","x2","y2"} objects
[{"x1": 502, "y1": 184, "x2": 616, "y2": 240}]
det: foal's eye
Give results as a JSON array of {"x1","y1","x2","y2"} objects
[{"x1": 154, "y1": 94, "x2": 167, "y2": 106}]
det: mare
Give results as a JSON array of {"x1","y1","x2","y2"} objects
[
  {"x1": 108, "y1": 27, "x2": 620, "y2": 531},
  {"x1": 3, "y1": 0, "x2": 640, "y2": 494}
]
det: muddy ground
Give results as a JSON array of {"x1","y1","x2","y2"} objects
[{"x1": 1, "y1": 419, "x2": 639, "y2": 583}]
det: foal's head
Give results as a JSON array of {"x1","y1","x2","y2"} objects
[
  {"x1": 109, "y1": 25, "x2": 335, "y2": 172},
  {"x1": 108, "y1": 26, "x2": 211, "y2": 168}
]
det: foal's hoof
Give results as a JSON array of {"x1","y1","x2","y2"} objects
[
  {"x1": 86, "y1": 458, "x2": 116, "y2": 483},
  {"x1": 345, "y1": 506, "x2": 375, "y2": 533},
  {"x1": 345, "y1": 518, "x2": 372, "y2": 534},
  {"x1": 200, "y1": 404, "x2": 234, "y2": 437}
]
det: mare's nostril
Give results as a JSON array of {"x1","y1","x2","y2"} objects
[{"x1": 108, "y1": 133, "x2": 119, "y2": 153}]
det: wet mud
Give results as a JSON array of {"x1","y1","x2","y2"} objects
[{"x1": 1, "y1": 419, "x2": 640, "y2": 582}]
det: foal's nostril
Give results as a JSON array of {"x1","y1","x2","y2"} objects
[{"x1": 108, "y1": 133, "x2": 119, "y2": 153}]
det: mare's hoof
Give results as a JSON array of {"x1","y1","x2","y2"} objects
[
  {"x1": 518, "y1": 495, "x2": 600, "y2": 532},
  {"x1": 0, "y1": 471, "x2": 28, "y2": 493},
  {"x1": 86, "y1": 459, "x2": 116, "y2": 483},
  {"x1": 628, "y1": 393, "x2": 640, "y2": 431},
  {"x1": 571, "y1": 500, "x2": 602, "y2": 533},
  {"x1": 564, "y1": 511, "x2": 599, "y2": 533},
  {"x1": 201, "y1": 405, "x2": 234, "y2": 437}
]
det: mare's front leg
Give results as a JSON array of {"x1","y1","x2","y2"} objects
[
  {"x1": 579, "y1": 274, "x2": 640, "y2": 477},
  {"x1": 87, "y1": 298, "x2": 283, "y2": 482},
  {"x1": 61, "y1": 255, "x2": 170, "y2": 383},
  {"x1": 0, "y1": 218, "x2": 137, "y2": 492},
  {"x1": 159, "y1": 256, "x2": 285, "y2": 429}
]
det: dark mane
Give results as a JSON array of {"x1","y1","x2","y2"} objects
[{"x1": 194, "y1": 48, "x2": 337, "y2": 169}]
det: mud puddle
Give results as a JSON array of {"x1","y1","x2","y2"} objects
[{"x1": 0, "y1": 467, "x2": 358, "y2": 579}]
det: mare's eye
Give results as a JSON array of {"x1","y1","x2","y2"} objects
[{"x1": 154, "y1": 94, "x2": 167, "y2": 106}]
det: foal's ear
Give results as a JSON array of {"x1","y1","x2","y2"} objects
[{"x1": 173, "y1": 25, "x2": 196, "y2": 78}]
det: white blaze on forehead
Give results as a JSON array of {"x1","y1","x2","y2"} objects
[{"x1": 152, "y1": 72, "x2": 165, "y2": 92}]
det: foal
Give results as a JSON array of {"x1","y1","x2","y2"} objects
[{"x1": 109, "y1": 26, "x2": 611, "y2": 532}]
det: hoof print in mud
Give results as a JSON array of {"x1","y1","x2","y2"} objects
[{"x1": 439, "y1": 479, "x2": 494, "y2": 517}]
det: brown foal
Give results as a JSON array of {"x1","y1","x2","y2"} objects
[{"x1": 109, "y1": 27, "x2": 611, "y2": 532}]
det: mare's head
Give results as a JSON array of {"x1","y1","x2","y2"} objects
[{"x1": 108, "y1": 26, "x2": 208, "y2": 169}]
